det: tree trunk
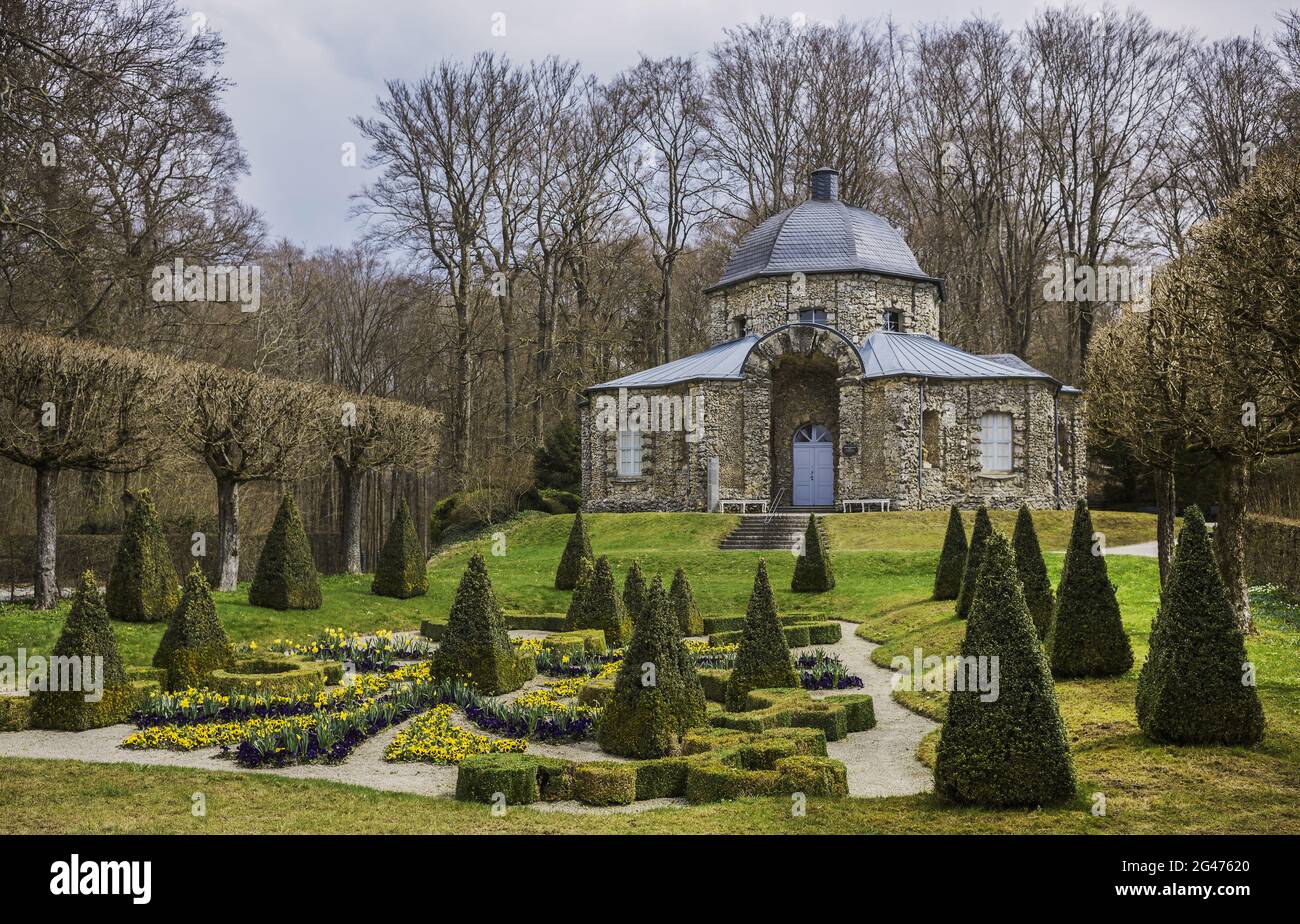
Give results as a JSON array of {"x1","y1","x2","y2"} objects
[
  {"x1": 33, "y1": 465, "x2": 59, "y2": 609},
  {"x1": 1215, "y1": 453, "x2": 1254, "y2": 634},
  {"x1": 660, "y1": 265, "x2": 673, "y2": 364},
  {"x1": 338, "y1": 459, "x2": 364, "y2": 574},
  {"x1": 1154, "y1": 464, "x2": 1176, "y2": 588},
  {"x1": 499, "y1": 288, "x2": 516, "y2": 439},
  {"x1": 216, "y1": 476, "x2": 241, "y2": 592}
]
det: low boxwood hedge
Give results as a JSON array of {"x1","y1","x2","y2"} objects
[
  {"x1": 708, "y1": 687, "x2": 874, "y2": 742},
  {"x1": 709, "y1": 620, "x2": 841, "y2": 648},
  {"x1": 541, "y1": 629, "x2": 608, "y2": 659},
  {"x1": 775, "y1": 755, "x2": 848, "y2": 797},
  {"x1": 455, "y1": 753, "x2": 541, "y2": 805},
  {"x1": 634, "y1": 757, "x2": 691, "y2": 800},
  {"x1": 572, "y1": 762, "x2": 637, "y2": 806},
  {"x1": 0, "y1": 695, "x2": 31, "y2": 731},
  {"x1": 577, "y1": 675, "x2": 614, "y2": 708},
  {"x1": 205, "y1": 656, "x2": 329, "y2": 697}
]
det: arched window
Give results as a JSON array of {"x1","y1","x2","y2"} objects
[
  {"x1": 980, "y1": 412, "x2": 1013, "y2": 472},
  {"x1": 794, "y1": 424, "x2": 832, "y2": 443},
  {"x1": 922, "y1": 409, "x2": 941, "y2": 467},
  {"x1": 617, "y1": 429, "x2": 642, "y2": 477}
]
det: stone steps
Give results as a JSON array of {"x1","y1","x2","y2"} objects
[{"x1": 719, "y1": 513, "x2": 816, "y2": 550}]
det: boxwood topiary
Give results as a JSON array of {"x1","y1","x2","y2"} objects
[
  {"x1": 725, "y1": 560, "x2": 800, "y2": 710},
  {"x1": 622, "y1": 559, "x2": 647, "y2": 625},
  {"x1": 371, "y1": 499, "x2": 428, "y2": 598},
  {"x1": 1012, "y1": 504, "x2": 1055, "y2": 639},
  {"x1": 554, "y1": 510, "x2": 594, "y2": 590},
  {"x1": 668, "y1": 567, "x2": 704, "y2": 636},
  {"x1": 153, "y1": 564, "x2": 235, "y2": 691},
  {"x1": 955, "y1": 505, "x2": 992, "y2": 620},
  {"x1": 934, "y1": 532, "x2": 1076, "y2": 807},
  {"x1": 573, "y1": 555, "x2": 632, "y2": 648},
  {"x1": 572, "y1": 761, "x2": 637, "y2": 805},
  {"x1": 106, "y1": 490, "x2": 180, "y2": 623},
  {"x1": 791, "y1": 515, "x2": 835, "y2": 592},
  {"x1": 1136, "y1": 506, "x2": 1265, "y2": 745},
  {"x1": 249, "y1": 493, "x2": 321, "y2": 610},
  {"x1": 455, "y1": 753, "x2": 540, "y2": 805},
  {"x1": 933, "y1": 504, "x2": 967, "y2": 601},
  {"x1": 564, "y1": 557, "x2": 594, "y2": 630},
  {"x1": 431, "y1": 552, "x2": 533, "y2": 695},
  {"x1": 1046, "y1": 499, "x2": 1133, "y2": 677}
]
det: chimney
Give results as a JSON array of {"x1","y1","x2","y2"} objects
[{"x1": 810, "y1": 167, "x2": 839, "y2": 201}]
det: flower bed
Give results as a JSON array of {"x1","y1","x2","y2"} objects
[
  {"x1": 269, "y1": 627, "x2": 434, "y2": 673},
  {"x1": 384, "y1": 705, "x2": 527, "y2": 763},
  {"x1": 794, "y1": 650, "x2": 864, "y2": 690}
]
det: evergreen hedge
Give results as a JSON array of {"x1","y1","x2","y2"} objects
[
  {"x1": 955, "y1": 505, "x2": 993, "y2": 620},
  {"x1": 106, "y1": 489, "x2": 180, "y2": 623},
  {"x1": 153, "y1": 564, "x2": 235, "y2": 691},
  {"x1": 249, "y1": 493, "x2": 321, "y2": 610},
  {"x1": 371, "y1": 499, "x2": 428, "y2": 598},
  {"x1": 623, "y1": 560, "x2": 648, "y2": 624},
  {"x1": 791, "y1": 515, "x2": 835, "y2": 592},
  {"x1": 1047, "y1": 500, "x2": 1133, "y2": 677},
  {"x1": 725, "y1": 559, "x2": 800, "y2": 710},
  {"x1": 933, "y1": 504, "x2": 967, "y2": 601},
  {"x1": 1012, "y1": 504, "x2": 1055, "y2": 639},
  {"x1": 573, "y1": 555, "x2": 633, "y2": 648},
  {"x1": 431, "y1": 552, "x2": 534, "y2": 695},
  {"x1": 1136, "y1": 506, "x2": 1265, "y2": 745},
  {"x1": 934, "y1": 532, "x2": 1077, "y2": 806},
  {"x1": 554, "y1": 510, "x2": 594, "y2": 590},
  {"x1": 669, "y1": 567, "x2": 704, "y2": 636}
]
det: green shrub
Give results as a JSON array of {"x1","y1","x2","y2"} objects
[
  {"x1": 554, "y1": 510, "x2": 594, "y2": 590},
  {"x1": 0, "y1": 695, "x2": 31, "y2": 732},
  {"x1": 249, "y1": 494, "x2": 321, "y2": 610},
  {"x1": 572, "y1": 556, "x2": 632, "y2": 647},
  {"x1": 791, "y1": 515, "x2": 835, "y2": 592},
  {"x1": 564, "y1": 558, "x2": 594, "y2": 630},
  {"x1": 934, "y1": 532, "x2": 1076, "y2": 807},
  {"x1": 776, "y1": 755, "x2": 849, "y2": 797},
  {"x1": 597, "y1": 576, "x2": 708, "y2": 758},
  {"x1": 455, "y1": 753, "x2": 539, "y2": 805},
  {"x1": 1136, "y1": 506, "x2": 1265, "y2": 745},
  {"x1": 534, "y1": 417, "x2": 582, "y2": 494},
  {"x1": 955, "y1": 505, "x2": 992, "y2": 620},
  {"x1": 1047, "y1": 499, "x2": 1133, "y2": 677},
  {"x1": 534, "y1": 756, "x2": 576, "y2": 801},
  {"x1": 824, "y1": 693, "x2": 876, "y2": 732},
  {"x1": 634, "y1": 757, "x2": 691, "y2": 799},
  {"x1": 205, "y1": 656, "x2": 329, "y2": 697},
  {"x1": 803, "y1": 621, "x2": 842, "y2": 645},
  {"x1": 702, "y1": 615, "x2": 744, "y2": 634},
  {"x1": 684, "y1": 758, "x2": 780, "y2": 802},
  {"x1": 668, "y1": 567, "x2": 704, "y2": 636},
  {"x1": 725, "y1": 560, "x2": 799, "y2": 710},
  {"x1": 538, "y1": 488, "x2": 581, "y2": 513},
  {"x1": 717, "y1": 688, "x2": 850, "y2": 741},
  {"x1": 420, "y1": 620, "x2": 446, "y2": 641},
  {"x1": 577, "y1": 675, "x2": 614, "y2": 708},
  {"x1": 432, "y1": 553, "x2": 534, "y2": 695},
  {"x1": 105, "y1": 490, "x2": 180, "y2": 623},
  {"x1": 573, "y1": 761, "x2": 637, "y2": 805},
  {"x1": 125, "y1": 666, "x2": 167, "y2": 686},
  {"x1": 371, "y1": 499, "x2": 428, "y2": 598},
  {"x1": 542, "y1": 629, "x2": 607, "y2": 659},
  {"x1": 783, "y1": 624, "x2": 811, "y2": 647},
  {"x1": 697, "y1": 668, "x2": 730, "y2": 703},
  {"x1": 765, "y1": 726, "x2": 829, "y2": 756},
  {"x1": 1012, "y1": 504, "x2": 1055, "y2": 639},
  {"x1": 622, "y1": 560, "x2": 647, "y2": 624},
  {"x1": 933, "y1": 504, "x2": 968, "y2": 600},
  {"x1": 153, "y1": 564, "x2": 235, "y2": 691}
]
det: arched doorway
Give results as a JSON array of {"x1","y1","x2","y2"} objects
[{"x1": 792, "y1": 424, "x2": 834, "y2": 506}]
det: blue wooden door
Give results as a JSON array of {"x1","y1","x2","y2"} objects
[{"x1": 793, "y1": 439, "x2": 834, "y2": 506}]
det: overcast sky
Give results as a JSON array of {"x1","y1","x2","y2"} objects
[{"x1": 199, "y1": 0, "x2": 1295, "y2": 249}]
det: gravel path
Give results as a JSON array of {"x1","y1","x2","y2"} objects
[{"x1": 1106, "y1": 541, "x2": 1158, "y2": 557}]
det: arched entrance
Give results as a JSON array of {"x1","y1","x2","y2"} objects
[{"x1": 792, "y1": 424, "x2": 834, "y2": 506}]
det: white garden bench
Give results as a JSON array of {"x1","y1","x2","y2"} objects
[
  {"x1": 841, "y1": 498, "x2": 891, "y2": 513},
  {"x1": 719, "y1": 499, "x2": 768, "y2": 514}
]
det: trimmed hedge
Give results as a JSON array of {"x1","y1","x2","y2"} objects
[
  {"x1": 622, "y1": 560, "x2": 648, "y2": 625},
  {"x1": 542, "y1": 629, "x2": 608, "y2": 659},
  {"x1": 933, "y1": 504, "x2": 967, "y2": 601},
  {"x1": 455, "y1": 753, "x2": 540, "y2": 805},
  {"x1": 775, "y1": 755, "x2": 848, "y2": 797},
  {"x1": 634, "y1": 757, "x2": 691, "y2": 800},
  {"x1": 791, "y1": 515, "x2": 835, "y2": 592},
  {"x1": 668, "y1": 567, "x2": 704, "y2": 636},
  {"x1": 371, "y1": 499, "x2": 428, "y2": 598},
  {"x1": 572, "y1": 762, "x2": 637, "y2": 806},
  {"x1": 432, "y1": 553, "x2": 534, "y2": 695},
  {"x1": 206, "y1": 656, "x2": 329, "y2": 697},
  {"x1": 153, "y1": 564, "x2": 235, "y2": 691},
  {"x1": 725, "y1": 560, "x2": 801, "y2": 710},
  {"x1": 1012, "y1": 504, "x2": 1055, "y2": 639},
  {"x1": 249, "y1": 494, "x2": 321, "y2": 610},
  {"x1": 934, "y1": 531, "x2": 1076, "y2": 807},
  {"x1": 572, "y1": 556, "x2": 632, "y2": 648},
  {"x1": 1136, "y1": 506, "x2": 1265, "y2": 746},
  {"x1": 105, "y1": 490, "x2": 180, "y2": 623},
  {"x1": 0, "y1": 695, "x2": 31, "y2": 732},
  {"x1": 554, "y1": 511, "x2": 594, "y2": 590},
  {"x1": 955, "y1": 505, "x2": 992, "y2": 620},
  {"x1": 710, "y1": 687, "x2": 874, "y2": 742},
  {"x1": 1046, "y1": 499, "x2": 1133, "y2": 678}
]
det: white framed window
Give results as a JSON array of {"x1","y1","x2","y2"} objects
[
  {"x1": 798, "y1": 308, "x2": 827, "y2": 323},
  {"x1": 980, "y1": 412, "x2": 1013, "y2": 472},
  {"x1": 883, "y1": 310, "x2": 901, "y2": 332},
  {"x1": 617, "y1": 429, "x2": 643, "y2": 477}
]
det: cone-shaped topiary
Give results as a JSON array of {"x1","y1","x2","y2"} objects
[
  {"x1": 565, "y1": 557, "x2": 595, "y2": 630},
  {"x1": 1012, "y1": 504, "x2": 1055, "y2": 640},
  {"x1": 1136, "y1": 506, "x2": 1265, "y2": 745},
  {"x1": 934, "y1": 532, "x2": 1076, "y2": 807},
  {"x1": 791, "y1": 515, "x2": 835, "y2": 592},
  {"x1": 432, "y1": 552, "x2": 533, "y2": 695},
  {"x1": 669, "y1": 567, "x2": 704, "y2": 636},
  {"x1": 249, "y1": 493, "x2": 321, "y2": 610},
  {"x1": 30, "y1": 571, "x2": 139, "y2": 730},
  {"x1": 153, "y1": 564, "x2": 235, "y2": 691},
  {"x1": 1046, "y1": 500, "x2": 1133, "y2": 677},
  {"x1": 554, "y1": 510, "x2": 594, "y2": 590},
  {"x1": 371, "y1": 499, "x2": 428, "y2": 598},
  {"x1": 933, "y1": 504, "x2": 967, "y2": 601},
  {"x1": 623, "y1": 560, "x2": 647, "y2": 624},
  {"x1": 955, "y1": 505, "x2": 993, "y2": 620},
  {"x1": 574, "y1": 555, "x2": 633, "y2": 647},
  {"x1": 597, "y1": 575, "x2": 707, "y2": 757},
  {"x1": 725, "y1": 559, "x2": 800, "y2": 710},
  {"x1": 105, "y1": 490, "x2": 180, "y2": 623}
]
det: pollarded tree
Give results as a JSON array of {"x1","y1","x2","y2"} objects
[
  {"x1": 575, "y1": 556, "x2": 633, "y2": 648},
  {"x1": 933, "y1": 505, "x2": 968, "y2": 601},
  {"x1": 154, "y1": 564, "x2": 235, "y2": 692},
  {"x1": 371, "y1": 498, "x2": 428, "y2": 598},
  {"x1": 1136, "y1": 506, "x2": 1265, "y2": 745},
  {"x1": 955, "y1": 505, "x2": 993, "y2": 620},
  {"x1": 431, "y1": 552, "x2": 534, "y2": 695},
  {"x1": 623, "y1": 559, "x2": 648, "y2": 623},
  {"x1": 105, "y1": 489, "x2": 180, "y2": 623},
  {"x1": 1012, "y1": 505, "x2": 1055, "y2": 640},
  {"x1": 669, "y1": 567, "x2": 704, "y2": 636},
  {"x1": 597, "y1": 575, "x2": 707, "y2": 757},
  {"x1": 249, "y1": 494, "x2": 322, "y2": 610},
  {"x1": 725, "y1": 559, "x2": 800, "y2": 711},
  {"x1": 934, "y1": 532, "x2": 1076, "y2": 807},
  {"x1": 0, "y1": 330, "x2": 167, "y2": 607},
  {"x1": 554, "y1": 510, "x2": 594, "y2": 589},
  {"x1": 791, "y1": 515, "x2": 835, "y2": 592},
  {"x1": 565, "y1": 558, "x2": 595, "y2": 630},
  {"x1": 1046, "y1": 500, "x2": 1134, "y2": 677}
]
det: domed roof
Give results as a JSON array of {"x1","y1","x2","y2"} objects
[{"x1": 707, "y1": 168, "x2": 939, "y2": 293}]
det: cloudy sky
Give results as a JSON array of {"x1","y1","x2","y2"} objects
[{"x1": 199, "y1": 0, "x2": 1294, "y2": 248}]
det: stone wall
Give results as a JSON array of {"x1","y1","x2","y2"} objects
[{"x1": 768, "y1": 353, "x2": 840, "y2": 502}]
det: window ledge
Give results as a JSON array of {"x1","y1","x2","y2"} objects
[
  {"x1": 611, "y1": 476, "x2": 645, "y2": 484},
  {"x1": 975, "y1": 471, "x2": 1016, "y2": 480}
]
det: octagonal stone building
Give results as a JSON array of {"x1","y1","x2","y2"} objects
[{"x1": 578, "y1": 168, "x2": 1085, "y2": 513}]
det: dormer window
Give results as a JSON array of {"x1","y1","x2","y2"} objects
[
  {"x1": 883, "y1": 310, "x2": 901, "y2": 332},
  {"x1": 798, "y1": 309, "x2": 827, "y2": 324},
  {"x1": 732, "y1": 315, "x2": 748, "y2": 338}
]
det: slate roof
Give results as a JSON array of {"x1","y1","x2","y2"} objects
[{"x1": 588, "y1": 335, "x2": 758, "y2": 389}]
